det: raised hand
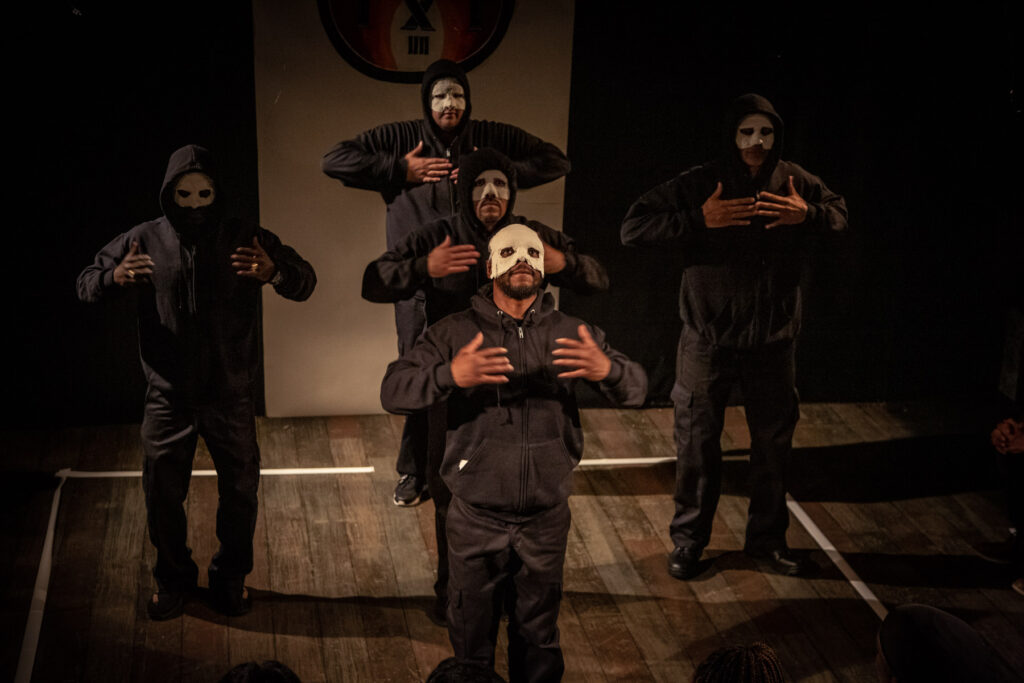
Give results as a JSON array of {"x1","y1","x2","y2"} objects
[
  {"x1": 991, "y1": 418, "x2": 1024, "y2": 454},
  {"x1": 756, "y1": 175, "x2": 808, "y2": 228},
  {"x1": 552, "y1": 324, "x2": 611, "y2": 381},
  {"x1": 542, "y1": 241, "x2": 566, "y2": 274},
  {"x1": 404, "y1": 140, "x2": 452, "y2": 183},
  {"x1": 702, "y1": 182, "x2": 757, "y2": 228},
  {"x1": 428, "y1": 235, "x2": 481, "y2": 278},
  {"x1": 451, "y1": 332, "x2": 512, "y2": 387},
  {"x1": 232, "y1": 236, "x2": 275, "y2": 282},
  {"x1": 114, "y1": 240, "x2": 155, "y2": 286}
]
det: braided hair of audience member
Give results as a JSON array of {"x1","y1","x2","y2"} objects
[{"x1": 692, "y1": 642, "x2": 784, "y2": 683}]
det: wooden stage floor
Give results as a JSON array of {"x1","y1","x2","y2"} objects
[{"x1": 3, "y1": 402, "x2": 1023, "y2": 681}]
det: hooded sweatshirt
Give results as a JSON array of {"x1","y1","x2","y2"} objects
[
  {"x1": 322, "y1": 59, "x2": 571, "y2": 249},
  {"x1": 361, "y1": 148, "x2": 608, "y2": 325},
  {"x1": 621, "y1": 93, "x2": 848, "y2": 348},
  {"x1": 381, "y1": 286, "x2": 647, "y2": 514},
  {"x1": 77, "y1": 144, "x2": 317, "y2": 403}
]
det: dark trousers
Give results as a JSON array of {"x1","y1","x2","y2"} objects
[
  {"x1": 447, "y1": 496, "x2": 569, "y2": 683},
  {"x1": 141, "y1": 387, "x2": 260, "y2": 592},
  {"x1": 395, "y1": 295, "x2": 429, "y2": 478},
  {"x1": 669, "y1": 327, "x2": 799, "y2": 554},
  {"x1": 427, "y1": 401, "x2": 452, "y2": 601}
]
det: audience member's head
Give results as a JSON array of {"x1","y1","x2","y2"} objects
[
  {"x1": 875, "y1": 604, "x2": 1018, "y2": 683},
  {"x1": 219, "y1": 660, "x2": 301, "y2": 683},
  {"x1": 425, "y1": 657, "x2": 506, "y2": 682},
  {"x1": 692, "y1": 642, "x2": 784, "y2": 683}
]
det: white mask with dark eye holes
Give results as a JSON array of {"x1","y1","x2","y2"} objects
[
  {"x1": 173, "y1": 172, "x2": 216, "y2": 208},
  {"x1": 735, "y1": 113, "x2": 775, "y2": 150},
  {"x1": 472, "y1": 169, "x2": 510, "y2": 202},
  {"x1": 430, "y1": 78, "x2": 466, "y2": 112},
  {"x1": 488, "y1": 224, "x2": 544, "y2": 279}
]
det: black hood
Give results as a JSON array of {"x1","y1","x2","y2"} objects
[
  {"x1": 421, "y1": 59, "x2": 472, "y2": 141},
  {"x1": 722, "y1": 93, "x2": 785, "y2": 184},
  {"x1": 457, "y1": 147, "x2": 517, "y2": 232},
  {"x1": 159, "y1": 144, "x2": 222, "y2": 239}
]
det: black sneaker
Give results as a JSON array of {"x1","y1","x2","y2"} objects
[
  {"x1": 394, "y1": 474, "x2": 427, "y2": 507},
  {"x1": 668, "y1": 546, "x2": 703, "y2": 580}
]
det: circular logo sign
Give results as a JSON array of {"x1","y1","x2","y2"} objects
[{"x1": 318, "y1": 0, "x2": 515, "y2": 83}]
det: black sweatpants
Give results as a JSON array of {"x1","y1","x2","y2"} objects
[
  {"x1": 447, "y1": 496, "x2": 569, "y2": 683},
  {"x1": 669, "y1": 326, "x2": 799, "y2": 555},
  {"x1": 141, "y1": 387, "x2": 260, "y2": 592}
]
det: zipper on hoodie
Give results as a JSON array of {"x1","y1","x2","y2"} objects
[
  {"x1": 517, "y1": 320, "x2": 528, "y2": 511},
  {"x1": 446, "y1": 146, "x2": 456, "y2": 216}
]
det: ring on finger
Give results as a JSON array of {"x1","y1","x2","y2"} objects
[
  {"x1": 128, "y1": 269, "x2": 135, "y2": 278},
  {"x1": 251, "y1": 262, "x2": 258, "y2": 272}
]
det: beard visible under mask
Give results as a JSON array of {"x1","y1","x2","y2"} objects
[{"x1": 167, "y1": 205, "x2": 219, "y2": 243}]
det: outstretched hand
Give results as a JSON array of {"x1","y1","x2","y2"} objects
[
  {"x1": 702, "y1": 182, "x2": 757, "y2": 228},
  {"x1": 114, "y1": 240, "x2": 155, "y2": 286},
  {"x1": 232, "y1": 236, "x2": 276, "y2": 282},
  {"x1": 451, "y1": 332, "x2": 512, "y2": 388},
  {"x1": 552, "y1": 324, "x2": 611, "y2": 381},
  {"x1": 404, "y1": 141, "x2": 452, "y2": 183},
  {"x1": 428, "y1": 235, "x2": 481, "y2": 278},
  {"x1": 756, "y1": 176, "x2": 808, "y2": 228}
]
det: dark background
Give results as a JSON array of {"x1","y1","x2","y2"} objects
[{"x1": 11, "y1": 1, "x2": 1021, "y2": 427}]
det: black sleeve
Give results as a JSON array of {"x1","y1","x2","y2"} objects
[
  {"x1": 473, "y1": 121, "x2": 571, "y2": 188},
  {"x1": 361, "y1": 221, "x2": 451, "y2": 303},
  {"x1": 584, "y1": 323, "x2": 648, "y2": 407},
  {"x1": 529, "y1": 220, "x2": 610, "y2": 294},
  {"x1": 258, "y1": 227, "x2": 317, "y2": 301},
  {"x1": 620, "y1": 172, "x2": 709, "y2": 249},
  {"x1": 321, "y1": 121, "x2": 421, "y2": 196},
  {"x1": 76, "y1": 231, "x2": 134, "y2": 303},
  {"x1": 380, "y1": 323, "x2": 461, "y2": 414},
  {"x1": 790, "y1": 165, "x2": 849, "y2": 234}
]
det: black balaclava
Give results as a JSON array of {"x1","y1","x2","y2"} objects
[
  {"x1": 457, "y1": 147, "x2": 517, "y2": 232},
  {"x1": 878, "y1": 604, "x2": 1019, "y2": 683},
  {"x1": 159, "y1": 144, "x2": 223, "y2": 243},
  {"x1": 421, "y1": 59, "x2": 472, "y2": 142},
  {"x1": 721, "y1": 93, "x2": 785, "y2": 188}
]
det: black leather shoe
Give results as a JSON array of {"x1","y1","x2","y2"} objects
[
  {"x1": 746, "y1": 548, "x2": 815, "y2": 577},
  {"x1": 668, "y1": 546, "x2": 703, "y2": 580},
  {"x1": 211, "y1": 585, "x2": 252, "y2": 617},
  {"x1": 147, "y1": 589, "x2": 186, "y2": 621}
]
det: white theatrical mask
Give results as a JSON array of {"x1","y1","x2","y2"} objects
[
  {"x1": 488, "y1": 224, "x2": 544, "y2": 279},
  {"x1": 735, "y1": 114, "x2": 775, "y2": 150},
  {"x1": 173, "y1": 172, "x2": 216, "y2": 208},
  {"x1": 430, "y1": 78, "x2": 466, "y2": 112},
  {"x1": 471, "y1": 169, "x2": 510, "y2": 203}
]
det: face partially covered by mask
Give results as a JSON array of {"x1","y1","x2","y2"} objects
[
  {"x1": 472, "y1": 169, "x2": 510, "y2": 229},
  {"x1": 488, "y1": 224, "x2": 544, "y2": 280},
  {"x1": 171, "y1": 171, "x2": 216, "y2": 230},
  {"x1": 735, "y1": 113, "x2": 775, "y2": 150},
  {"x1": 174, "y1": 172, "x2": 216, "y2": 208},
  {"x1": 430, "y1": 77, "x2": 466, "y2": 131},
  {"x1": 735, "y1": 113, "x2": 775, "y2": 170}
]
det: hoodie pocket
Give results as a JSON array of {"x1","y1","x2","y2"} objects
[
  {"x1": 450, "y1": 437, "x2": 576, "y2": 511},
  {"x1": 451, "y1": 438, "x2": 521, "y2": 508},
  {"x1": 524, "y1": 438, "x2": 577, "y2": 510}
]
